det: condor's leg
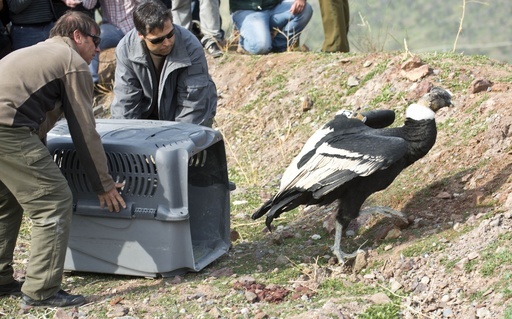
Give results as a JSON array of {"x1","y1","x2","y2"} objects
[{"x1": 331, "y1": 220, "x2": 364, "y2": 264}]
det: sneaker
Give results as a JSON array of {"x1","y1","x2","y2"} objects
[
  {"x1": 0, "y1": 280, "x2": 23, "y2": 297},
  {"x1": 21, "y1": 289, "x2": 86, "y2": 309},
  {"x1": 201, "y1": 37, "x2": 223, "y2": 58}
]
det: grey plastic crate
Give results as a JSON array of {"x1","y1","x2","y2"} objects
[{"x1": 47, "y1": 119, "x2": 231, "y2": 277}]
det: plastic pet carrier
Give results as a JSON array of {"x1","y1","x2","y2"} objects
[{"x1": 46, "y1": 119, "x2": 231, "y2": 277}]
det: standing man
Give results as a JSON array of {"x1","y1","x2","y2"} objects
[
  {"x1": 6, "y1": 0, "x2": 55, "y2": 50},
  {"x1": 0, "y1": 11, "x2": 125, "y2": 308},
  {"x1": 110, "y1": 0, "x2": 217, "y2": 127},
  {"x1": 319, "y1": 0, "x2": 350, "y2": 52},
  {"x1": 171, "y1": 0, "x2": 224, "y2": 57}
]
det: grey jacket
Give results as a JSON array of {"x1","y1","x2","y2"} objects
[{"x1": 111, "y1": 24, "x2": 217, "y2": 126}]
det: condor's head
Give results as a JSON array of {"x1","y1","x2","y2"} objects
[{"x1": 419, "y1": 87, "x2": 454, "y2": 112}]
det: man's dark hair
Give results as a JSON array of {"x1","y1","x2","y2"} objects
[
  {"x1": 50, "y1": 11, "x2": 100, "y2": 38},
  {"x1": 133, "y1": 0, "x2": 173, "y2": 36}
]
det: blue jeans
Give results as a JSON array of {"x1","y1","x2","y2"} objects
[
  {"x1": 89, "y1": 23, "x2": 125, "y2": 84},
  {"x1": 232, "y1": 0, "x2": 313, "y2": 54},
  {"x1": 10, "y1": 22, "x2": 54, "y2": 50}
]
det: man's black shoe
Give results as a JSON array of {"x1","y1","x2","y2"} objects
[
  {"x1": 206, "y1": 42, "x2": 223, "y2": 58},
  {"x1": 0, "y1": 280, "x2": 23, "y2": 297},
  {"x1": 21, "y1": 290, "x2": 86, "y2": 309},
  {"x1": 201, "y1": 37, "x2": 223, "y2": 58}
]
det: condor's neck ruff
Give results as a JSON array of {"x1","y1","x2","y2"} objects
[{"x1": 405, "y1": 103, "x2": 435, "y2": 121}]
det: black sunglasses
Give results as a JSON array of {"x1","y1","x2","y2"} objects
[
  {"x1": 146, "y1": 28, "x2": 175, "y2": 45},
  {"x1": 86, "y1": 33, "x2": 101, "y2": 48}
]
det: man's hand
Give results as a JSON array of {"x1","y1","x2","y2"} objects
[
  {"x1": 61, "y1": 0, "x2": 82, "y2": 8},
  {"x1": 98, "y1": 183, "x2": 126, "y2": 212},
  {"x1": 290, "y1": 0, "x2": 306, "y2": 15}
]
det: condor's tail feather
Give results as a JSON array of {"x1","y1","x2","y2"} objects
[
  {"x1": 252, "y1": 199, "x2": 273, "y2": 220},
  {"x1": 252, "y1": 189, "x2": 310, "y2": 230}
]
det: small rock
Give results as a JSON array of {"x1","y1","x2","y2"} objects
[
  {"x1": 238, "y1": 276, "x2": 256, "y2": 285},
  {"x1": 230, "y1": 230, "x2": 240, "y2": 242},
  {"x1": 253, "y1": 312, "x2": 269, "y2": 319},
  {"x1": 275, "y1": 255, "x2": 289, "y2": 265},
  {"x1": 476, "y1": 307, "x2": 490, "y2": 317},
  {"x1": 301, "y1": 95, "x2": 313, "y2": 112},
  {"x1": 414, "y1": 283, "x2": 428, "y2": 293},
  {"x1": 467, "y1": 252, "x2": 479, "y2": 260},
  {"x1": 352, "y1": 251, "x2": 368, "y2": 274},
  {"x1": 245, "y1": 290, "x2": 258, "y2": 303},
  {"x1": 347, "y1": 75, "x2": 360, "y2": 87},
  {"x1": 390, "y1": 279, "x2": 403, "y2": 293},
  {"x1": 437, "y1": 191, "x2": 452, "y2": 199},
  {"x1": 454, "y1": 257, "x2": 469, "y2": 270},
  {"x1": 443, "y1": 308, "x2": 454, "y2": 317},
  {"x1": 402, "y1": 64, "x2": 430, "y2": 81},
  {"x1": 385, "y1": 227, "x2": 402, "y2": 239},
  {"x1": 208, "y1": 306, "x2": 222, "y2": 318},
  {"x1": 53, "y1": 309, "x2": 71, "y2": 319},
  {"x1": 363, "y1": 273, "x2": 375, "y2": 279},
  {"x1": 470, "y1": 78, "x2": 492, "y2": 94},
  {"x1": 401, "y1": 56, "x2": 424, "y2": 71},
  {"x1": 489, "y1": 217, "x2": 501, "y2": 227},
  {"x1": 370, "y1": 292, "x2": 391, "y2": 304}
]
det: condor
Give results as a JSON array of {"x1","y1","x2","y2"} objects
[{"x1": 252, "y1": 87, "x2": 453, "y2": 263}]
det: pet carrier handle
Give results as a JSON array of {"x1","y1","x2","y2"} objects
[
  {"x1": 74, "y1": 201, "x2": 134, "y2": 218},
  {"x1": 154, "y1": 146, "x2": 189, "y2": 220}
]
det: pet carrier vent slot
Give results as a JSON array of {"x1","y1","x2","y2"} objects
[{"x1": 53, "y1": 149, "x2": 158, "y2": 197}]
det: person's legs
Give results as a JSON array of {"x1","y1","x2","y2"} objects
[
  {"x1": 269, "y1": 0, "x2": 313, "y2": 52},
  {"x1": 196, "y1": 0, "x2": 224, "y2": 57},
  {"x1": 0, "y1": 126, "x2": 73, "y2": 301},
  {"x1": 198, "y1": 0, "x2": 223, "y2": 40},
  {"x1": 232, "y1": 10, "x2": 272, "y2": 55},
  {"x1": 0, "y1": 182, "x2": 23, "y2": 286},
  {"x1": 10, "y1": 22, "x2": 54, "y2": 50},
  {"x1": 89, "y1": 23, "x2": 125, "y2": 84},
  {"x1": 319, "y1": 0, "x2": 349, "y2": 52},
  {"x1": 171, "y1": 0, "x2": 192, "y2": 30}
]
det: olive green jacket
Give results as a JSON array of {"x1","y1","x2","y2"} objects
[{"x1": 0, "y1": 36, "x2": 115, "y2": 194}]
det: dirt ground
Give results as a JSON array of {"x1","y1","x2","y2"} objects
[
  {"x1": 7, "y1": 50, "x2": 510, "y2": 319},
  {"x1": 206, "y1": 51, "x2": 512, "y2": 318}
]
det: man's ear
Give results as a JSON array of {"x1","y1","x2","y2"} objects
[
  {"x1": 71, "y1": 29, "x2": 83, "y2": 44},
  {"x1": 137, "y1": 32, "x2": 145, "y2": 41}
]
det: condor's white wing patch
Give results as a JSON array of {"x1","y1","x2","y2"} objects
[{"x1": 277, "y1": 134, "x2": 408, "y2": 197}]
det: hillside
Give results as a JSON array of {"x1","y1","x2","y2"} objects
[
  {"x1": 218, "y1": 0, "x2": 512, "y2": 63},
  {"x1": 209, "y1": 51, "x2": 512, "y2": 318},
  {"x1": 2, "y1": 51, "x2": 512, "y2": 318}
]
